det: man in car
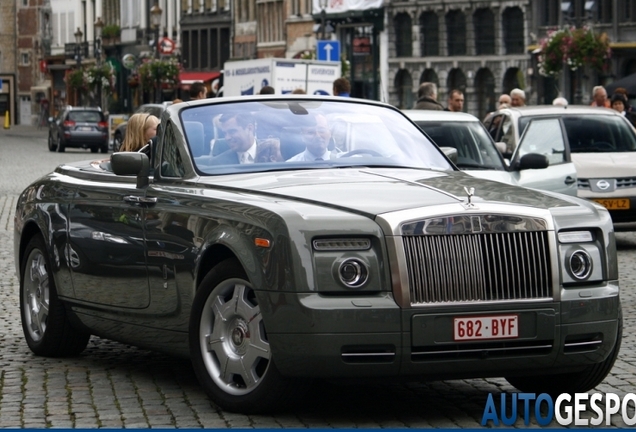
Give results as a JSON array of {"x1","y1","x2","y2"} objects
[
  {"x1": 210, "y1": 113, "x2": 283, "y2": 165},
  {"x1": 287, "y1": 114, "x2": 339, "y2": 161}
]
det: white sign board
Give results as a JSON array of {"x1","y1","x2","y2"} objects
[{"x1": 312, "y1": 0, "x2": 384, "y2": 14}]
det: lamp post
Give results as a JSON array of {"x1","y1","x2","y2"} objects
[
  {"x1": 74, "y1": 27, "x2": 83, "y2": 106},
  {"x1": 319, "y1": 0, "x2": 328, "y2": 40},
  {"x1": 94, "y1": 17, "x2": 104, "y2": 110},
  {"x1": 150, "y1": 2, "x2": 163, "y2": 103}
]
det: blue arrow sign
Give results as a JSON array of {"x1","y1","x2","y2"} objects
[{"x1": 317, "y1": 40, "x2": 340, "y2": 62}]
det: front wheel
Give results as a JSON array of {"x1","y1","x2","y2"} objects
[
  {"x1": 506, "y1": 307, "x2": 623, "y2": 395},
  {"x1": 189, "y1": 258, "x2": 298, "y2": 413},
  {"x1": 48, "y1": 134, "x2": 58, "y2": 152},
  {"x1": 20, "y1": 236, "x2": 90, "y2": 357}
]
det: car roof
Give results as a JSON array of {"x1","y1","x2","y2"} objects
[
  {"x1": 402, "y1": 110, "x2": 480, "y2": 122},
  {"x1": 65, "y1": 106, "x2": 102, "y2": 111},
  {"x1": 494, "y1": 105, "x2": 623, "y2": 117}
]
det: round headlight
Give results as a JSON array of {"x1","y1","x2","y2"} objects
[
  {"x1": 338, "y1": 258, "x2": 369, "y2": 288},
  {"x1": 568, "y1": 249, "x2": 592, "y2": 280}
]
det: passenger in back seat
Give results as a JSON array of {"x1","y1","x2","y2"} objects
[{"x1": 287, "y1": 114, "x2": 340, "y2": 162}]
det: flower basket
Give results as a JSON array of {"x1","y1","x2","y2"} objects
[
  {"x1": 66, "y1": 68, "x2": 88, "y2": 93},
  {"x1": 538, "y1": 26, "x2": 611, "y2": 77},
  {"x1": 138, "y1": 59, "x2": 180, "y2": 90},
  {"x1": 128, "y1": 76, "x2": 140, "y2": 87},
  {"x1": 86, "y1": 63, "x2": 116, "y2": 96}
]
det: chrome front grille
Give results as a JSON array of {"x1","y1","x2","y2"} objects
[{"x1": 403, "y1": 231, "x2": 552, "y2": 305}]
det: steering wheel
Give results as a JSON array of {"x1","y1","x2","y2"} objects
[{"x1": 340, "y1": 149, "x2": 384, "y2": 158}]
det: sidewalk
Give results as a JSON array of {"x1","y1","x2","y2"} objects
[{"x1": 0, "y1": 124, "x2": 48, "y2": 139}]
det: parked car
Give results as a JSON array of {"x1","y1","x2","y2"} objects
[
  {"x1": 48, "y1": 106, "x2": 109, "y2": 153},
  {"x1": 112, "y1": 103, "x2": 171, "y2": 151},
  {"x1": 484, "y1": 106, "x2": 636, "y2": 224},
  {"x1": 16, "y1": 96, "x2": 621, "y2": 414},
  {"x1": 403, "y1": 110, "x2": 576, "y2": 196}
]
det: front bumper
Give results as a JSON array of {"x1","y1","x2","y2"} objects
[{"x1": 264, "y1": 284, "x2": 620, "y2": 379}]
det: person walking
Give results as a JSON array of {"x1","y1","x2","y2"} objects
[
  {"x1": 189, "y1": 82, "x2": 207, "y2": 100},
  {"x1": 414, "y1": 82, "x2": 444, "y2": 110},
  {"x1": 332, "y1": 77, "x2": 351, "y2": 97},
  {"x1": 510, "y1": 88, "x2": 526, "y2": 107},
  {"x1": 590, "y1": 86, "x2": 610, "y2": 108},
  {"x1": 445, "y1": 89, "x2": 465, "y2": 112}
]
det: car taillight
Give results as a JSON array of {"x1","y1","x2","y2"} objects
[
  {"x1": 98, "y1": 121, "x2": 108, "y2": 128},
  {"x1": 63, "y1": 120, "x2": 76, "y2": 127}
]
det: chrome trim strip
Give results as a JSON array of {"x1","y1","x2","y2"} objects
[
  {"x1": 412, "y1": 344, "x2": 554, "y2": 356},
  {"x1": 564, "y1": 340, "x2": 603, "y2": 348},
  {"x1": 341, "y1": 352, "x2": 396, "y2": 357}
]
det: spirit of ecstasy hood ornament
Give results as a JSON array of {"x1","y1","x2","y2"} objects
[{"x1": 464, "y1": 186, "x2": 475, "y2": 208}]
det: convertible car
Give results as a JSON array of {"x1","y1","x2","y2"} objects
[{"x1": 15, "y1": 96, "x2": 621, "y2": 413}]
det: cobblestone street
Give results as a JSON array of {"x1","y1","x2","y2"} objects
[{"x1": 0, "y1": 126, "x2": 634, "y2": 428}]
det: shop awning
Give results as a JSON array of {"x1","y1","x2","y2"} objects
[{"x1": 179, "y1": 71, "x2": 221, "y2": 84}]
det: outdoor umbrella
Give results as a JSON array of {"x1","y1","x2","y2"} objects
[{"x1": 605, "y1": 72, "x2": 636, "y2": 97}]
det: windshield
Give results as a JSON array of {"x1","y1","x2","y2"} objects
[
  {"x1": 518, "y1": 114, "x2": 636, "y2": 153},
  {"x1": 412, "y1": 120, "x2": 505, "y2": 171},
  {"x1": 180, "y1": 99, "x2": 452, "y2": 175}
]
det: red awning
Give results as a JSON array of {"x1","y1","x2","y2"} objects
[{"x1": 179, "y1": 71, "x2": 221, "y2": 84}]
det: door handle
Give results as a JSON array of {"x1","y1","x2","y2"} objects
[
  {"x1": 123, "y1": 195, "x2": 158, "y2": 205},
  {"x1": 564, "y1": 176, "x2": 576, "y2": 185}
]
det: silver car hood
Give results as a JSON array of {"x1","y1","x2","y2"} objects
[{"x1": 572, "y1": 152, "x2": 636, "y2": 178}]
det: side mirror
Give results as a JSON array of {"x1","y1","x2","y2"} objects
[
  {"x1": 111, "y1": 152, "x2": 150, "y2": 188},
  {"x1": 440, "y1": 146, "x2": 458, "y2": 164},
  {"x1": 517, "y1": 153, "x2": 549, "y2": 170}
]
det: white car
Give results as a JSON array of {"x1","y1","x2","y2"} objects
[
  {"x1": 484, "y1": 106, "x2": 636, "y2": 224},
  {"x1": 403, "y1": 110, "x2": 577, "y2": 196}
]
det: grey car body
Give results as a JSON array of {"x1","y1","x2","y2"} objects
[
  {"x1": 403, "y1": 110, "x2": 576, "y2": 195},
  {"x1": 484, "y1": 106, "x2": 636, "y2": 223},
  {"x1": 15, "y1": 96, "x2": 621, "y2": 414}
]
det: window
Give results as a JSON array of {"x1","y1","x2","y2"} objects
[
  {"x1": 257, "y1": 1, "x2": 284, "y2": 43},
  {"x1": 474, "y1": 8, "x2": 495, "y2": 55},
  {"x1": 595, "y1": 0, "x2": 612, "y2": 24},
  {"x1": 503, "y1": 7, "x2": 524, "y2": 55},
  {"x1": 394, "y1": 13, "x2": 412, "y2": 57},
  {"x1": 517, "y1": 119, "x2": 566, "y2": 165},
  {"x1": 419, "y1": 12, "x2": 439, "y2": 56},
  {"x1": 621, "y1": 0, "x2": 636, "y2": 22},
  {"x1": 541, "y1": 0, "x2": 560, "y2": 25},
  {"x1": 21, "y1": 52, "x2": 30, "y2": 65},
  {"x1": 446, "y1": 10, "x2": 466, "y2": 56}
]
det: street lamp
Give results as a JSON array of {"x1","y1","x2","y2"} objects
[
  {"x1": 94, "y1": 17, "x2": 104, "y2": 110},
  {"x1": 74, "y1": 27, "x2": 83, "y2": 106},
  {"x1": 150, "y1": 2, "x2": 163, "y2": 103},
  {"x1": 319, "y1": 0, "x2": 328, "y2": 40}
]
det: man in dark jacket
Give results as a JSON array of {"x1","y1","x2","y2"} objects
[{"x1": 414, "y1": 82, "x2": 444, "y2": 110}]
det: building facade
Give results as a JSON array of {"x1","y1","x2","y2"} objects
[{"x1": 0, "y1": 0, "x2": 17, "y2": 126}]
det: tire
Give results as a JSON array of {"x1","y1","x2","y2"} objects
[
  {"x1": 56, "y1": 140, "x2": 65, "y2": 153},
  {"x1": 189, "y1": 258, "x2": 299, "y2": 413},
  {"x1": 100, "y1": 143, "x2": 109, "y2": 154},
  {"x1": 113, "y1": 133, "x2": 123, "y2": 152},
  {"x1": 506, "y1": 306, "x2": 623, "y2": 395},
  {"x1": 48, "y1": 133, "x2": 58, "y2": 152},
  {"x1": 20, "y1": 235, "x2": 90, "y2": 357},
  {"x1": 90, "y1": 147, "x2": 98, "y2": 153}
]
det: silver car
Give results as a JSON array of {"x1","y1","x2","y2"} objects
[{"x1": 405, "y1": 110, "x2": 578, "y2": 196}]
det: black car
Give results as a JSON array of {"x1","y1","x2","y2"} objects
[
  {"x1": 112, "y1": 103, "x2": 169, "y2": 151},
  {"x1": 48, "y1": 106, "x2": 109, "y2": 153}
]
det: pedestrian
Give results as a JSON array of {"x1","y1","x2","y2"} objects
[
  {"x1": 552, "y1": 96, "x2": 568, "y2": 107},
  {"x1": 189, "y1": 81, "x2": 207, "y2": 100},
  {"x1": 445, "y1": 89, "x2": 465, "y2": 112},
  {"x1": 413, "y1": 82, "x2": 444, "y2": 110},
  {"x1": 333, "y1": 77, "x2": 351, "y2": 97},
  {"x1": 120, "y1": 113, "x2": 160, "y2": 155},
  {"x1": 498, "y1": 94, "x2": 512, "y2": 109},
  {"x1": 172, "y1": 98, "x2": 183, "y2": 104},
  {"x1": 259, "y1": 86, "x2": 275, "y2": 95},
  {"x1": 291, "y1": 88, "x2": 306, "y2": 94},
  {"x1": 510, "y1": 88, "x2": 526, "y2": 107},
  {"x1": 590, "y1": 86, "x2": 610, "y2": 108}
]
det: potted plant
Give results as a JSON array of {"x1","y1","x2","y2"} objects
[
  {"x1": 101, "y1": 24, "x2": 121, "y2": 43},
  {"x1": 538, "y1": 26, "x2": 611, "y2": 77},
  {"x1": 138, "y1": 58, "x2": 180, "y2": 89},
  {"x1": 66, "y1": 68, "x2": 88, "y2": 92}
]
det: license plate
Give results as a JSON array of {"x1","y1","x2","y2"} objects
[
  {"x1": 593, "y1": 199, "x2": 630, "y2": 210},
  {"x1": 453, "y1": 314, "x2": 519, "y2": 341},
  {"x1": 79, "y1": 126, "x2": 92, "y2": 131}
]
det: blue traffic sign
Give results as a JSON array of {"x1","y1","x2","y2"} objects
[{"x1": 317, "y1": 40, "x2": 340, "y2": 62}]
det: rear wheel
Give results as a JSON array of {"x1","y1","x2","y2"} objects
[
  {"x1": 48, "y1": 134, "x2": 58, "y2": 152},
  {"x1": 20, "y1": 236, "x2": 90, "y2": 357},
  {"x1": 90, "y1": 147, "x2": 98, "y2": 153},
  {"x1": 56, "y1": 140, "x2": 65, "y2": 152},
  {"x1": 100, "y1": 143, "x2": 109, "y2": 154},
  {"x1": 506, "y1": 307, "x2": 623, "y2": 394},
  {"x1": 189, "y1": 258, "x2": 300, "y2": 413}
]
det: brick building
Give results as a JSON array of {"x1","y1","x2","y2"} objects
[{"x1": 0, "y1": 0, "x2": 17, "y2": 126}]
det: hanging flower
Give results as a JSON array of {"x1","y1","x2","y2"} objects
[
  {"x1": 86, "y1": 63, "x2": 116, "y2": 95},
  {"x1": 138, "y1": 58, "x2": 180, "y2": 90},
  {"x1": 66, "y1": 68, "x2": 89, "y2": 92},
  {"x1": 538, "y1": 26, "x2": 611, "y2": 77}
]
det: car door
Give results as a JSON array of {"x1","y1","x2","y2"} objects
[
  {"x1": 67, "y1": 172, "x2": 150, "y2": 308},
  {"x1": 509, "y1": 117, "x2": 577, "y2": 196}
]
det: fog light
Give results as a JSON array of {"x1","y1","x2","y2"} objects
[
  {"x1": 338, "y1": 259, "x2": 369, "y2": 288},
  {"x1": 569, "y1": 250, "x2": 592, "y2": 280}
]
